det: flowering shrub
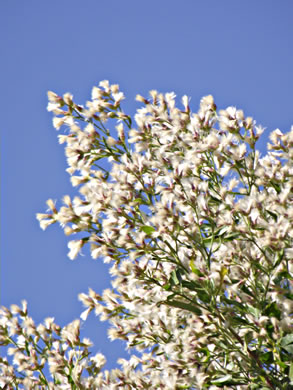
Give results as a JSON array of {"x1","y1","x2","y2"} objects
[{"x1": 1, "y1": 81, "x2": 293, "y2": 389}]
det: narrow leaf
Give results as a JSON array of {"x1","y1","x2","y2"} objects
[
  {"x1": 165, "y1": 300, "x2": 202, "y2": 315},
  {"x1": 211, "y1": 374, "x2": 233, "y2": 384},
  {"x1": 140, "y1": 225, "x2": 155, "y2": 235}
]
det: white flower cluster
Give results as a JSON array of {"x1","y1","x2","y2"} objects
[{"x1": 1, "y1": 81, "x2": 292, "y2": 388}]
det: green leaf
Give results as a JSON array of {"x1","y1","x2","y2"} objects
[
  {"x1": 281, "y1": 334, "x2": 293, "y2": 354},
  {"x1": 264, "y1": 301, "x2": 282, "y2": 320},
  {"x1": 283, "y1": 344, "x2": 293, "y2": 355},
  {"x1": 170, "y1": 269, "x2": 182, "y2": 286},
  {"x1": 222, "y1": 296, "x2": 246, "y2": 311},
  {"x1": 289, "y1": 362, "x2": 293, "y2": 382},
  {"x1": 165, "y1": 299, "x2": 202, "y2": 315},
  {"x1": 259, "y1": 351, "x2": 273, "y2": 364},
  {"x1": 189, "y1": 261, "x2": 204, "y2": 276},
  {"x1": 180, "y1": 280, "x2": 210, "y2": 303},
  {"x1": 240, "y1": 284, "x2": 255, "y2": 297},
  {"x1": 140, "y1": 225, "x2": 155, "y2": 235},
  {"x1": 281, "y1": 334, "x2": 293, "y2": 347},
  {"x1": 211, "y1": 374, "x2": 233, "y2": 384},
  {"x1": 274, "y1": 360, "x2": 287, "y2": 369},
  {"x1": 266, "y1": 209, "x2": 278, "y2": 221},
  {"x1": 247, "y1": 304, "x2": 260, "y2": 317},
  {"x1": 229, "y1": 315, "x2": 249, "y2": 326},
  {"x1": 202, "y1": 236, "x2": 214, "y2": 245},
  {"x1": 269, "y1": 180, "x2": 281, "y2": 194},
  {"x1": 224, "y1": 232, "x2": 240, "y2": 241},
  {"x1": 196, "y1": 289, "x2": 210, "y2": 303},
  {"x1": 134, "y1": 198, "x2": 144, "y2": 204},
  {"x1": 274, "y1": 270, "x2": 293, "y2": 285},
  {"x1": 163, "y1": 283, "x2": 171, "y2": 291}
]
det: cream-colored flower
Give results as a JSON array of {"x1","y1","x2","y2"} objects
[{"x1": 67, "y1": 239, "x2": 83, "y2": 260}]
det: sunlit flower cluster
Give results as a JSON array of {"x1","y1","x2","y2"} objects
[{"x1": 1, "y1": 81, "x2": 292, "y2": 388}]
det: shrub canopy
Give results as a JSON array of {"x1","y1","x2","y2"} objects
[{"x1": 1, "y1": 81, "x2": 293, "y2": 389}]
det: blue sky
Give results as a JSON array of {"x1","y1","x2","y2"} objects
[{"x1": 1, "y1": 0, "x2": 292, "y2": 369}]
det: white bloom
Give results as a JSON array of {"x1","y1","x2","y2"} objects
[{"x1": 67, "y1": 240, "x2": 83, "y2": 260}]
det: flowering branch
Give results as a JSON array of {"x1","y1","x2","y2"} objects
[{"x1": 1, "y1": 80, "x2": 292, "y2": 389}]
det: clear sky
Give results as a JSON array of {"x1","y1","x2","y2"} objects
[{"x1": 1, "y1": 0, "x2": 292, "y2": 369}]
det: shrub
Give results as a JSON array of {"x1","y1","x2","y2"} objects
[{"x1": 1, "y1": 81, "x2": 292, "y2": 389}]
